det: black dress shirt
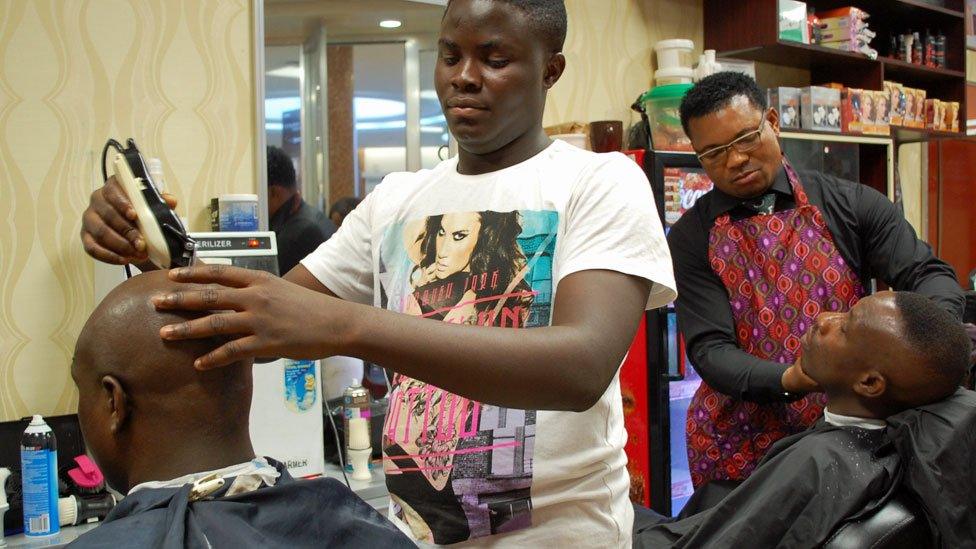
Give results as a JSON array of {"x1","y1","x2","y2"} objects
[
  {"x1": 270, "y1": 196, "x2": 336, "y2": 276},
  {"x1": 667, "y1": 164, "x2": 964, "y2": 403}
]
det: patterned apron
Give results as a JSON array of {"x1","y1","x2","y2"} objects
[{"x1": 685, "y1": 160, "x2": 866, "y2": 487}]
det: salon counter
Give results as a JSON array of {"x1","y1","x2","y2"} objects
[{"x1": 323, "y1": 461, "x2": 390, "y2": 511}]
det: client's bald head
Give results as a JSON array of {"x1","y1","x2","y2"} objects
[{"x1": 72, "y1": 271, "x2": 254, "y2": 493}]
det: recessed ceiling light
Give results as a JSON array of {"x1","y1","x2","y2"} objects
[
  {"x1": 380, "y1": 20, "x2": 402, "y2": 29},
  {"x1": 266, "y1": 66, "x2": 301, "y2": 79}
]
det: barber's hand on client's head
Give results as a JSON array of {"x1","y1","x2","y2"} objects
[
  {"x1": 151, "y1": 265, "x2": 346, "y2": 369},
  {"x1": 782, "y1": 358, "x2": 823, "y2": 394},
  {"x1": 81, "y1": 175, "x2": 178, "y2": 266}
]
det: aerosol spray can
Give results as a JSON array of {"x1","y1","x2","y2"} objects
[
  {"x1": 343, "y1": 380, "x2": 372, "y2": 480},
  {"x1": 20, "y1": 415, "x2": 59, "y2": 537}
]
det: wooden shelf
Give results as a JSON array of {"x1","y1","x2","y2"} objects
[
  {"x1": 718, "y1": 40, "x2": 877, "y2": 71},
  {"x1": 779, "y1": 126, "x2": 971, "y2": 144},
  {"x1": 719, "y1": 42, "x2": 967, "y2": 87},
  {"x1": 780, "y1": 128, "x2": 894, "y2": 144},
  {"x1": 882, "y1": 58, "x2": 966, "y2": 82},
  {"x1": 704, "y1": 0, "x2": 968, "y2": 144},
  {"x1": 889, "y1": 0, "x2": 964, "y2": 18},
  {"x1": 892, "y1": 126, "x2": 969, "y2": 142},
  {"x1": 809, "y1": 0, "x2": 963, "y2": 19}
]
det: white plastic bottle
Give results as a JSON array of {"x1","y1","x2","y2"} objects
[{"x1": 694, "y1": 50, "x2": 722, "y2": 81}]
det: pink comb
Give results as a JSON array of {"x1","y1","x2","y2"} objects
[{"x1": 67, "y1": 455, "x2": 104, "y2": 490}]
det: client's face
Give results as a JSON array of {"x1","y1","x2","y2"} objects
[{"x1": 800, "y1": 292, "x2": 900, "y2": 390}]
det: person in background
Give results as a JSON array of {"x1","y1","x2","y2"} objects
[
  {"x1": 267, "y1": 145, "x2": 336, "y2": 275},
  {"x1": 329, "y1": 196, "x2": 362, "y2": 229},
  {"x1": 68, "y1": 271, "x2": 411, "y2": 548},
  {"x1": 668, "y1": 71, "x2": 963, "y2": 490},
  {"x1": 635, "y1": 291, "x2": 974, "y2": 548},
  {"x1": 77, "y1": 0, "x2": 676, "y2": 545}
]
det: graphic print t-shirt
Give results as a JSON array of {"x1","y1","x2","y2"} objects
[{"x1": 302, "y1": 140, "x2": 676, "y2": 547}]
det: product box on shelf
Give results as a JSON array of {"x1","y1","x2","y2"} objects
[
  {"x1": 801, "y1": 86, "x2": 841, "y2": 132},
  {"x1": 819, "y1": 40, "x2": 858, "y2": 52},
  {"x1": 884, "y1": 81, "x2": 905, "y2": 127},
  {"x1": 768, "y1": 87, "x2": 802, "y2": 129},
  {"x1": 778, "y1": 0, "x2": 809, "y2": 44},
  {"x1": 868, "y1": 90, "x2": 891, "y2": 136},
  {"x1": 841, "y1": 88, "x2": 863, "y2": 134},
  {"x1": 947, "y1": 102, "x2": 960, "y2": 132},
  {"x1": 819, "y1": 28, "x2": 862, "y2": 43},
  {"x1": 901, "y1": 87, "x2": 916, "y2": 127},
  {"x1": 910, "y1": 88, "x2": 927, "y2": 128},
  {"x1": 818, "y1": 16, "x2": 865, "y2": 32},
  {"x1": 926, "y1": 99, "x2": 946, "y2": 131},
  {"x1": 860, "y1": 89, "x2": 878, "y2": 134},
  {"x1": 816, "y1": 6, "x2": 869, "y2": 20}
]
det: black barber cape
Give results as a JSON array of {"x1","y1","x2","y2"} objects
[
  {"x1": 635, "y1": 389, "x2": 976, "y2": 548},
  {"x1": 884, "y1": 388, "x2": 976, "y2": 548},
  {"x1": 635, "y1": 422, "x2": 898, "y2": 548},
  {"x1": 67, "y1": 459, "x2": 412, "y2": 549}
]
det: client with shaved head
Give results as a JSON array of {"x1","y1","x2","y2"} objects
[
  {"x1": 68, "y1": 271, "x2": 411, "y2": 548},
  {"x1": 635, "y1": 291, "x2": 976, "y2": 548}
]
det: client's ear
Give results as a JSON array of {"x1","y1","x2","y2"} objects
[
  {"x1": 100, "y1": 375, "x2": 130, "y2": 434},
  {"x1": 852, "y1": 370, "x2": 886, "y2": 399}
]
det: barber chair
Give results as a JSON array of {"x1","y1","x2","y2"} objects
[
  {"x1": 823, "y1": 491, "x2": 933, "y2": 549},
  {"x1": 964, "y1": 291, "x2": 976, "y2": 390}
]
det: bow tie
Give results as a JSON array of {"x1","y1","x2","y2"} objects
[{"x1": 742, "y1": 193, "x2": 776, "y2": 215}]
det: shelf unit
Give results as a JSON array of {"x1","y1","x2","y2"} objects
[
  {"x1": 705, "y1": 0, "x2": 969, "y2": 140},
  {"x1": 780, "y1": 130, "x2": 895, "y2": 198}
]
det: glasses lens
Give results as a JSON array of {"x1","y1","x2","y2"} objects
[
  {"x1": 732, "y1": 130, "x2": 763, "y2": 154},
  {"x1": 699, "y1": 148, "x2": 725, "y2": 165}
]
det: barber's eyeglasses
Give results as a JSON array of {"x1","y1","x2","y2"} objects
[{"x1": 696, "y1": 111, "x2": 768, "y2": 166}]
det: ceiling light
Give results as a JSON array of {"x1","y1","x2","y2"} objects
[
  {"x1": 266, "y1": 65, "x2": 301, "y2": 79},
  {"x1": 354, "y1": 97, "x2": 406, "y2": 120},
  {"x1": 380, "y1": 20, "x2": 402, "y2": 29}
]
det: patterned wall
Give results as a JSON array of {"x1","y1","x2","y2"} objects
[
  {"x1": 544, "y1": 0, "x2": 704, "y2": 132},
  {"x1": 0, "y1": 0, "x2": 257, "y2": 421}
]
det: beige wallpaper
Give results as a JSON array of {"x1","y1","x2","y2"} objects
[
  {"x1": 544, "y1": 0, "x2": 703, "y2": 130},
  {"x1": 0, "y1": 0, "x2": 258, "y2": 421}
]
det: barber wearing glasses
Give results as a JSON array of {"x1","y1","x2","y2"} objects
[{"x1": 668, "y1": 72, "x2": 963, "y2": 489}]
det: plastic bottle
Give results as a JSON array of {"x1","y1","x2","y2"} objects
[
  {"x1": 694, "y1": 50, "x2": 722, "y2": 81},
  {"x1": 0, "y1": 467, "x2": 10, "y2": 546},
  {"x1": 936, "y1": 30, "x2": 946, "y2": 68},
  {"x1": 20, "y1": 415, "x2": 59, "y2": 537},
  {"x1": 912, "y1": 31, "x2": 922, "y2": 64},
  {"x1": 343, "y1": 379, "x2": 372, "y2": 481},
  {"x1": 901, "y1": 33, "x2": 912, "y2": 63},
  {"x1": 924, "y1": 29, "x2": 935, "y2": 66}
]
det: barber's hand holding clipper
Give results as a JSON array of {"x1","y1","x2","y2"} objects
[{"x1": 81, "y1": 175, "x2": 178, "y2": 266}]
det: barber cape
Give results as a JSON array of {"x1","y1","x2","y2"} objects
[
  {"x1": 67, "y1": 458, "x2": 413, "y2": 549},
  {"x1": 635, "y1": 389, "x2": 976, "y2": 548},
  {"x1": 884, "y1": 388, "x2": 976, "y2": 548},
  {"x1": 635, "y1": 421, "x2": 898, "y2": 548}
]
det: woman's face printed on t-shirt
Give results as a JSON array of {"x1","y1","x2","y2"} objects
[{"x1": 435, "y1": 212, "x2": 482, "y2": 278}]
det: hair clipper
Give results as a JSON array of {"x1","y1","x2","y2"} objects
[{"x1": 102, "y1": 138, "x2": 195, "y2": 269}]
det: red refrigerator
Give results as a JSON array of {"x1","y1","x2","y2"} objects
[{"x1": 619, "y1": 149, "x2": 714, "y2": 515}]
